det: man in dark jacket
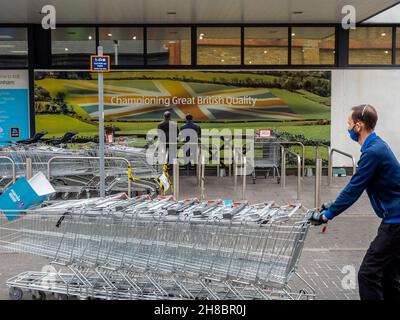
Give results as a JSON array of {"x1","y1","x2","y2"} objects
[
  {"x1": 180, "y1": 113, "x2": 201, "y2": 168},
  {"x1": 157, "y1": 111, "x2": 179, "y2": 163},
  {"x1": 310, "y1": 104, "x2": 400, "y2": 300}
]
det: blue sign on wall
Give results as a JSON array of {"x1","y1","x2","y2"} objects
[{"x1": 0, "y1": 70, "x2": 30, "y2": 146}]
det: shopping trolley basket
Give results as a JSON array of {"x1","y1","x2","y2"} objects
[{"x1": 0, "y1": 195, "x2": 311, "y2": 292}]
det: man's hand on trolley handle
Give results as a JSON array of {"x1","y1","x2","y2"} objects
[{"x1": 308, "y1": 201, "x2": 334, "y2": 226}]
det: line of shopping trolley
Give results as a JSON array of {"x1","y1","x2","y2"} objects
[
  {"x1": 0, "y1": 194, "x2": 315, "y2": 300},
  {"x1": 0, "y1": 132, "x2": 166, "y2": 198}
]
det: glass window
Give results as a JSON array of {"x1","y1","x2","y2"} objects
[
  {"x1": 197, "y1": 27, "x2": 241, "y2": 65},
  {"x1": 396, "y1": 28, "x2": 400, "y2": 65},
  {"x1": 51, "y1": 27, "x2": 96, "y2": 66},
  {"x1": 0, "y1": 28, "x2": 28, "y2": 68},
  {"x1": 99, "y1": 27, "x2": 144, "y2": 65},
  {"x1": 349, "y1": 27, "x2": 392, "y2": 65},
  {"x1": 244, "y1": 27, "x2": 288, "y2": 65},
  {"x1": 291, "y1": 27, "x2": 335, "y2": 65},
  {"x1": 146, "y1": 28, "x2": 191, "y2": 65}
]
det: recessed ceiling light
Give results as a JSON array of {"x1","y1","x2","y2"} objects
[
  {"x1": 263, "y1": 50, "x2": 268, "y2": 54},
  {"x1": 108, "y1": 33, "x2": 112, "y2": 37},
  {"x1": 381, "y1": 33, "x2": 386, "y2": 37},
  {"x1": 385, "y1": 50, "x2": 389, "y2": 54},
  {"x1": 65, "y1": 48, "x2": 69, "y2": 51},
  {"x1": 293, "y1": 11, "x2": 304, "y2": 14},
  {"x1": 88, "y1": 36, "x2": 92, "y2": 40},
  {"x1": 221, "y1": 59, "x2": 225, "y2": 62},
  {"x1": 291, "y1": 33, "x2": 296, "y2": 37},
  {"x1": 132, "y1": 36, "x2": 137, "y2": 40},
  {"x1": 248, "y1": 61, "x2": 252, "y2": 64}
]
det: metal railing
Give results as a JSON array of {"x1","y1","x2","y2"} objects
[
  {"x1": 328, "y1": 148, "x2": 356, "y2": 185},
  {"x1": 47, "y1": 156, "x2": 132, "y2": 197},
  {"x1": 279, "y1": 141, "x2": 306, "y2": 177},
  {"x1": 0, "y1": 156, "x2": 16, "y2": 183},
  {"x1": 315, "y1": 144, "x2": 331, "y2": 160},
  {"x1": 280, "y1": 147, "x2": 301, "y2": 200}
]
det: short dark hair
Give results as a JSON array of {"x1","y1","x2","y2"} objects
[
  {"x1": 163, "y1": 111, "x2": 171, "y2": 120},
  {"x1": 351, "y1": 104, "x2": 378, "y2": 130},
  {"x1": 185, "y1": 113, "x2": 193, "y2": 121}
]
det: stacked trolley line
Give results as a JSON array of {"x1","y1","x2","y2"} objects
[
  {"x1": 0, "y1": 132, "x2": 166, "y2": 198},
  {"x1": 0, "y1": 194, "x2": 315, "y2": 300}
]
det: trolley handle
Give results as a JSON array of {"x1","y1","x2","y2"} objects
[{"x1": 56, "y1": 212, "x2": 70, "y2": 228}]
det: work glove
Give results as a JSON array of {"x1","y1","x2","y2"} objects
[
  {"x1": 319, "y1": 201, "x2": 334, "y2": 213},
  {"x1": 308, "y1": 210, "x2": 328, "y2": 226}
]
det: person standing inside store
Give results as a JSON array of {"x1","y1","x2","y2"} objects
[
  {"x1": 309, "y1": 104, "x2": 400, "y2": 300},
  {"x1": 180, "y1": 113, "x2": 202, "y2": 169},
  {"x1": 157, "y1": 111, "x2": 179, "y2": 163}
]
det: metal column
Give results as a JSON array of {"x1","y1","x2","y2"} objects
[
  {"x1": 97, "y1": 46, "x2": 105, "y2": 198},
  {"x1": 315, "y1": 159, "x2": 322, "y2": 208}
]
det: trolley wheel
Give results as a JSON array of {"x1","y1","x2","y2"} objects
[
  {"x1": 32, "y1": 291, "x2": 46, "y2": 301},
  {"x1": 9, "y1": 287, "x2": 23, "y2": 300},
  {"x1": 277, "y1": 177, "x2": 281, "y2": 184}
]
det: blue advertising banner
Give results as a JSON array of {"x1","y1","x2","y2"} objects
[{"x1": 0, "y1": 70, "x2": 30, "y2": 145}]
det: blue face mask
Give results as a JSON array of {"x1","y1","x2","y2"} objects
[{"x1": 348, "y1": 126, "x2": 359, "y2": 142}]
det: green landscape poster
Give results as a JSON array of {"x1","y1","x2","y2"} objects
[{"x1": 34, "y1": 71, "x2": 331, "y2": 143}]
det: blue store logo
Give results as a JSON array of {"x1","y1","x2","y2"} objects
[{"x1": 10, "y1": 127, "x2": 20, "y2": 138}]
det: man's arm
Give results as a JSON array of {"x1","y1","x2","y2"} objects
[{"x1": 324, "y1": 150, "x2": 380, "y2": 220}]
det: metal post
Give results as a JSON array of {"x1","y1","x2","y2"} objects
[
  {"x1": 297, "y1": 154, "x2": 301, "y2": 200},
  {"x1": 315, "y1": 158, "x2": 322, "y2": 208},
  {"x1": 98, "y1": 46, "x2": 105, "y2": 198},
  {"x1": 200, "y1": 155, "x2": 205, "y2": 201},
  {"x1": 242, "y1": 156, "x2": 247, "y2": 200},
  {"x1": 173, "y1": 159, "x2": 179, "y2": 200},
  {"x1": 233, "y1": 148, "x2": 238, "y2": 187},
  {"x1": 25, "y1": 158, "x2": 32, "y2": 180},
  {"x1": 328, "y1": 150, "x2": 333, "y2": 186},
  {"x1": 172, "y1": 159, "x2": 179, "y2": 200},
  {"x1": 280, "y1": 146, "x2": 285, "y2": 188},
  {"x1": 197, "y1": 147, "x2": 201, "y2": 186}
]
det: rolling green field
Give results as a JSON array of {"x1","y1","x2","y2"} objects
[
  {"x1": 35, "y1": 71, "x2": 331, "y2": 165},
  {"x1": 36, "y1": 115, "x2": 330, "y2": 164},
  {"x1": 36, "y1": 115, "x2": 330, "y2": 141}
]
